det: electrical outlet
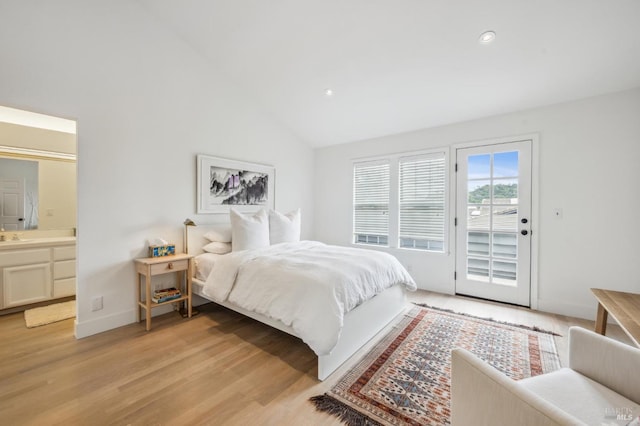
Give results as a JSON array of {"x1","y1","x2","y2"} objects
[{"x1": 91, "y1": 296, "x2": 103, "y2": 311}]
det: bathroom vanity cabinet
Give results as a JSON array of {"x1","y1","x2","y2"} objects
[{"x1": 0, "y1": 237, "x2": 76, "y2": 309}]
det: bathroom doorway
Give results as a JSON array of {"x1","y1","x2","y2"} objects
[{"x1": 0, "y1": 105, "x2": 77, "y2": 320}]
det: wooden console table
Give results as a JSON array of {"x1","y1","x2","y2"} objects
[{"x1": 591, "y1": 288, "x2": 640, "y2": 348}]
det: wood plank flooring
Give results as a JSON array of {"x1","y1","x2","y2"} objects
[{"x1": 0, "y1": 290, "x2": 632, "y2": 425}]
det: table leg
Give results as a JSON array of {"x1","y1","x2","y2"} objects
[
  {"x1": 595, "y1": 302, "x2": 608, "y2": 335},
  {"x1": 187, "y1": 260, "x2": 192, "y2": 318},
  {"x1": 136, "y1": 273, "x2": 141, "y2": 323},
  {"x1": 145, "y1": 270, "x2": 152, "y2": 331}
]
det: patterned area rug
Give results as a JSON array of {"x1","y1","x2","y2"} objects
[{"x1": 311, "y1": 305, "x2": 561, "y2": 425}]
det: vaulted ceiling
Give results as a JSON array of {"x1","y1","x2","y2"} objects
[{"x1": 138, "y1": 0, "x2": 640, "y2": 147}]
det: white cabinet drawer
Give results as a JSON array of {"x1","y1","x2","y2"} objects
[
  {"x1": 0, "y1": 249, "x2": 50, "y2": 268},
  {"x1": 54, "y1": 246, "x2": 76, "y2": 261},
  {"x1": 150, "y1": 259, "x2": 189, "y2": 275},
  {"x1": 54, "y1": 260, "x2": 76, "y2": 280},
  {"x1": 3, "y1": 263, "x2": 52, "y2": 307},
  {"x1": 53, "y1": 278, "x2": 76, "y2": 297}
]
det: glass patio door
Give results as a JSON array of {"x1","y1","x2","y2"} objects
[{"x1": 455, "y1": 140, "x2": 532, "y2": 306}]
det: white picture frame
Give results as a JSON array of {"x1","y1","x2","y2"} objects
[{"x1": 196, "y1": 155, "x2": 275, "y2": 214}]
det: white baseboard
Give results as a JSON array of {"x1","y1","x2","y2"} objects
[
  {"x1": 536, "y1": 298, "x2": 596, "y2": 321},
  {"x1": 74, "y1": 303, "x2": 194, "y2": 338},
  {"x1": 418, "y1": 283, "x2": 454, "y2": 295},
  {"x1": 75, "y1": 309, "x2": 135, "y2": 339}
]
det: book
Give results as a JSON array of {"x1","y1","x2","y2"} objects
[
  {"x1": 154, "y1": 287, "x2": 179, "y2": 295},
  {"x1": 153, "y1": 293, "x2": 180, "y2": 301},
  {"x1": 154, "y1": 290, "x2": 180, "y2": 298},
  {"x1": 152, "y1": 293, "x2": 182, "y2": 303},
  {"x1": 154, "y1": 287, "x2": 181, "y2": 298}
]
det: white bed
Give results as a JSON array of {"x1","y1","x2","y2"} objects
[{"x1": 188, "y1": 225, "x2": 415, "y2": 380}]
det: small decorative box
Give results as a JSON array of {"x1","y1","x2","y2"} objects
[{"x1": 149, "y1": 244, "x2": 176, "y2": 258}]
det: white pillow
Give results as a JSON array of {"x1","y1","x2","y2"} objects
[
  {"x1": 230, "y1": 208, "x2": 270, "y2": 251},
  {"x1": 203, "y1": 225, "x2": 232, "y2": 243},
  {"x1": 269, "y1": 208, "x2": 301, "y2": 244},
  {"x1": 202, "y1": 241, "x2": 232, "y2": 254}
]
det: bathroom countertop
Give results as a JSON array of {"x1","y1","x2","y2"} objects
[{"x1": 0, "y1": 236, "x2": 76, "y2": 250}]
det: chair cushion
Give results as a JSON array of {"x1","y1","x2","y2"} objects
[{"x1": 520, "y1": 368, "x2": 640, "y2": 424}]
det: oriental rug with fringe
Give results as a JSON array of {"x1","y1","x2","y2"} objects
[{"x1": 311, "y1": 305, "x2": 561, "y2": 425}]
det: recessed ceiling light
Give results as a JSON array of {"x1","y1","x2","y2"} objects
[
  {"x1": 324, "y1": 88, "x2": 334, "y2": 97},
  {"x1": 479, "y1": 31, "x2": 496, "y2": 44}
]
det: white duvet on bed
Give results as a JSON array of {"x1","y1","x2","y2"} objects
[
  {"x1": 199, "y1": 241, "x2": 416, "y2": 355},
  {"x1": 194, "y1": 253, "x2": 222, "y2": 281}
]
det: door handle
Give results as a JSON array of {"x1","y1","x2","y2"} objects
[{"x1": 521, "y1": 230, "x2": 529, "y2": 236}]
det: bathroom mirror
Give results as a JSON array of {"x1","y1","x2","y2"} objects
[
  {"x1": 0, "y1": 157, "x2": 39, "y2": 229},
  {"x1": 0, "y1": 107, "x2": 77, "y2": 232}
]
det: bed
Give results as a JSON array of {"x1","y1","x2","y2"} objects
[{"x1": 188, "y1": 224, "x2": 416, "y2": 380}]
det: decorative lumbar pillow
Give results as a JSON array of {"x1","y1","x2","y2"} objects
[
  {"x1": 203, "y1": 225, "x2": 232, "y2": 243},
  {"x1": 202, "y1": 241, "x2": 232, "y2": 254},
  {"x1": 269, "y1": 208, "x2": 301, "y2": 244},
  {"x1": 230, "y1": 208, "x2": 270, "y2": 251}
]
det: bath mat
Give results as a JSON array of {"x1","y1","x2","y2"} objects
[{"x1": 24, "y1": 300, "x2": 75, "y2": 328}]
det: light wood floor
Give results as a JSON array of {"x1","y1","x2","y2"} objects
[{"x1": 0, "y1": 290, "x2": 632, "y2": 425}]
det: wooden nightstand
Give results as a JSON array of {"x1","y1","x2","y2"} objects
[{"x1": 134, "y1": 253, "x2": 193, "y2": 331}]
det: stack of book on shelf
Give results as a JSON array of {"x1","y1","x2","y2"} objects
[{"x1": 152, "y1": 287, "x2": 182, "y2": 303}]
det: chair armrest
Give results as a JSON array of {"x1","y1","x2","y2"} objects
[
  {"x1": 451, "y1": 348, "x2": 583, "y2": 426},
  {"x1": 568, "y1": 326, "x2": 640, "y2": 403}
]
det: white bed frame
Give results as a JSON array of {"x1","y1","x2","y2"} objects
[{"x1": 188, "y1": 225, "x2": 408, "y2": 381}]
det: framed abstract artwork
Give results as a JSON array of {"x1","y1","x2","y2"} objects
[{"x1": 196, "y1": 155, "x2": 275, "y2": 214}]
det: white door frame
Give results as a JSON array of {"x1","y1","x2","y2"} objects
[{"x1": 450, "y1": 134, "x2": 539, "y2": 309}]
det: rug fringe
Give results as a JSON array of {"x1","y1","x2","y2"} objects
[
  {"x1": 414, "y1": 303, "x2": 561, "y2": 336},
  {"x1": 310, "y1": 394, "x2": 383, "y2": 426}
]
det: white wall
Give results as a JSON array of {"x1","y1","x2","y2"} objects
[
  {"x1": 314, "y1": 88, "x2": 640, "y2": 320},
  {"x1": 0, "y1": 1, "x2": 314, "y2": 337},
  {"x1": 38, "y1": 159, "x2": 77, "y2": 230}
]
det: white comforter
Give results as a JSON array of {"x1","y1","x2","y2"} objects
[{"x1": 200, "y1": 241, "x2": 416, "y2": 355}]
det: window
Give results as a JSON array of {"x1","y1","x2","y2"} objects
[
  {"x1": 353, "y1": 150, "x2": 447, "y2": 252},
  {"x1": 399, "y1": 153, "x2": 445, "y2": 251},
  {"x1": 353, "y1": 160, "x2": 390, "y2": 246}
]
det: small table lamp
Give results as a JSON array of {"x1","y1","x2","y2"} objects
[{"x1": 183, "y1": 218, "x2": 196, "y2": 254}]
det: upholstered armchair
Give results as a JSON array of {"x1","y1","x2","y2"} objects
[{"x1": 451, "y1": 326, "x2": 640, "y2": 425}]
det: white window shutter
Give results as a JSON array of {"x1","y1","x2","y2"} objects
[
  {"x1": 399, "y1": 153, "x2": 445, "y2": 251},
  {"x1": 353, "y1": 160, "x2": 390, "y2": 246}
]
